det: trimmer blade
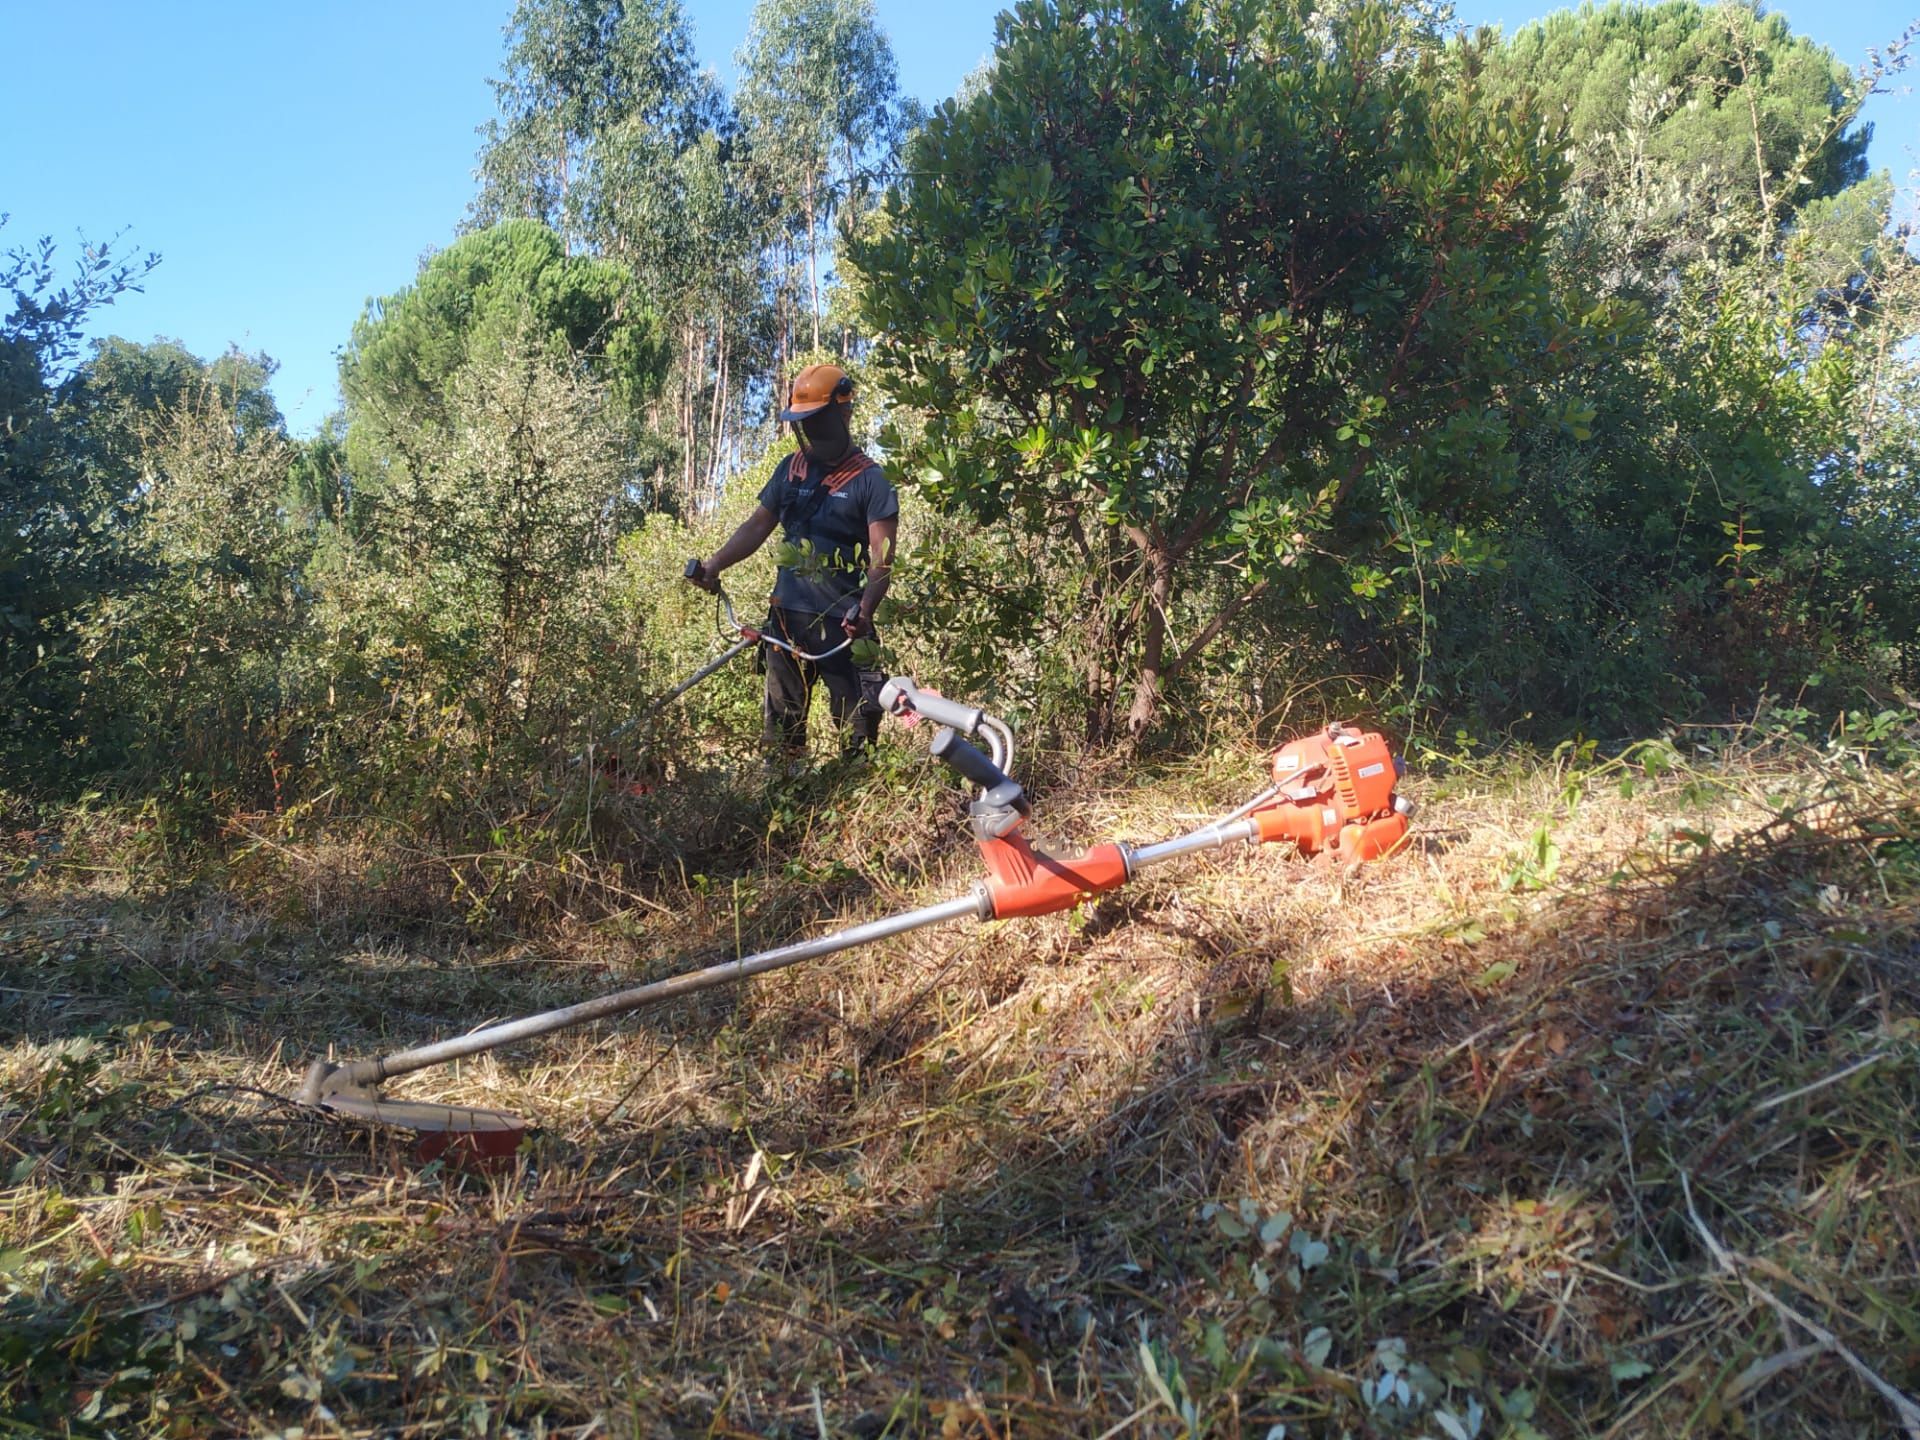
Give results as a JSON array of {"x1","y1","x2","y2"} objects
[
  {"x1": 314, "y1": 1085, "x2": 528, "y2": 1164},
  {"x1": 318, "y1": 1090, "x2": 526, "y2": 1136}
]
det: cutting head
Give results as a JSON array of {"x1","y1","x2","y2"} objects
[{"x1": 296, "y1": 1059, "x2": 528, "y2": 1162}]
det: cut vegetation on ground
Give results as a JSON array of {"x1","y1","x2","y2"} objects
[{"x1": 3, "y1": 726, "x2": 1919, "y2": 1438}]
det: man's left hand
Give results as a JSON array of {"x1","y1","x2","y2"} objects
[{"x1": 841, "y1": 611, "x2": 873, "y2": 641}]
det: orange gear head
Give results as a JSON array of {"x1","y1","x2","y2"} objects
[{"x1": 779, "y1": 363, "x2": 854, "y2": 422}]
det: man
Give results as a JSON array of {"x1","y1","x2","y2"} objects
[{"x1": 686, "y1": 363, "x2": 899, "y2": 758}]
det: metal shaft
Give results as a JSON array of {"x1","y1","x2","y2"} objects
[
  {"x1": 1127, "y1": 817, "x2": 1261, "y2": 872},
  {"x1": 654, "y1": 638, "x2": 755, "y2": 710},
  {"x1": 303, "y1": 785, "x2": 1291, "y2": 1106},
  {"x1": 343, "y1": 890, "x2": 988, "y2": 1088},
  {"x1": 603, "y1": 638, "x2": 755, "y2": 747}
]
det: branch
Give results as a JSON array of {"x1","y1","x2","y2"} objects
[
  {"x1": 1168, "y1": 506, "x2": 1224, "y2": 564},
  {"x1": 1681, "y1": 1170, "x2": 1920, "y2": 1438},
  {"x1": 1166, "y1": 362, "x2": 1262, "y2": 563},
  {"x1": 1164, "y1": 576, "x2": 1270, "y2": 681}
]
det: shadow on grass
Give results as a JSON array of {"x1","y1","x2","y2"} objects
[
  {"x1": 3, "y1": 781, "x2": 1917, "y2": 1437},
  {"x1": 540, "y1": 798, "x2": 1919, "y2": 1437},
  {"x1": 770, "y1": 805, "x2": 1920, "y2": 1438}
]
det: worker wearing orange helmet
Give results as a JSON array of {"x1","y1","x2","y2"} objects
[{"x1": 686, "y1": 363, "x2": 899, "y2": 757}]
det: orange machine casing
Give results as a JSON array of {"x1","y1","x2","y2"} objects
[
  {"x1": 979, "y1": 832, "x2": 1131, "y2": 919},
  {"x1": 1261, "y1": 726, "x2": 1408, "y2": 859}
]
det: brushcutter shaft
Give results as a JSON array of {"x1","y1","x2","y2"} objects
[
  {"x1": 316, "y1": 892, "x2": 989, "y2": 1093},
  {"x1": 1128, "y1": 818, "x2": 1261, "y2": 869},
  {"x1": 650, "y1": 638, "x2": 756, "y2": 711},
  {"x1": 597, "y1": 637, "x2": 756, "y2": 752}
]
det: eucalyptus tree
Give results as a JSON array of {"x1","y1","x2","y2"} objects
[
  {"x1": 736, "y1": 0, "x2": 907, "y2": 367},
  {"x1": 473, "y1": 0, "x2": 722, "y2": 251},
  {"x1": 475, "y1": 0, "x2": 763, "y2": 507},
  {"x1": 586, "y1": 124, "x2": 770, "y2": 505}
]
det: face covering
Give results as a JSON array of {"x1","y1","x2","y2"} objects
[{"x1": 797, "y1": 406, "x2": 852, "y2": 467}]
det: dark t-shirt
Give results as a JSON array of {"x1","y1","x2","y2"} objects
[{"x1": 756, "y1": 451, "x2": 898, "y2": 620}]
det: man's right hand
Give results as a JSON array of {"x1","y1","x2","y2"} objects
[{"x1": 684, "y1": 557, "x2": 721, "y2": 594}]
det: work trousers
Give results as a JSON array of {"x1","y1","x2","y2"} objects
[{"x1": 762, "y1": 607, "x2": 884, "y2": 756}]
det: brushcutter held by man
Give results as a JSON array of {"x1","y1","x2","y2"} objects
[
  {"x1": 685, "y1": 364, "x2": 899, "y2": 756},
  {"x1": 592, "y1": 564, "x2": 852, "y2": 757}
]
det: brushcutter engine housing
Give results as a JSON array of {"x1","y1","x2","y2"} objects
[{"x1": 1254, "y1": 723, "x2": 1415, "y2": 862}]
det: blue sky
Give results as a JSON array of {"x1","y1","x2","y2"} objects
[{"x1": 3, "y1": 0, "x2": 1913, "y2": 437}]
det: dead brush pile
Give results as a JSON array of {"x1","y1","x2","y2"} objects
[{"x1": 2, "y1": 722, "x2": 1918, "y2": 1438}]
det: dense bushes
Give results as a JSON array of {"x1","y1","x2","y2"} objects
[
  {"x1": 4, "y1": 0, "x2": 1917, "y2": 893},
  {"x1": 855, "y1": 0, "x2": 1920, "y2": 746},
  {"x1": 855, "y1": 0, "x2": 1580, "y2": 743}
]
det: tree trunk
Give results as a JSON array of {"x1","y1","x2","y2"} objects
[
  {"x1": 776, "y1": 246, "x2": 790, "y2": 426},
  {"x1": 1073, "y1": 521, "x2": 1127, "y2": 745},
  {"x1": 684, "y1": 321, "x2": 700, "y2": 504},
  {"x1": 705, "y1": 308, "x2": 728, "y2": 505},
  {"x1": 1125, "y1": 546, "x2": 1175, "y2": 745},
  {"x1": 805, "y1": 172, "x2": 822, "y2": 354},
  {"x1": 1083, "y1": 645, "x2": 1118, "y2": 746}
]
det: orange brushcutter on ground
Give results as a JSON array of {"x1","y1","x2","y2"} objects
[
  {"x1": 902, "y1": 682, "x2": 1412, "y2": 920},
  {"x1": 292, "y1": 679, "x2": 1413, "y2": 1153}
]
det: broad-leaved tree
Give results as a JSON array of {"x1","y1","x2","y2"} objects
[{"x1": 856, "y1": 0, "x2": 1575, "y2": 741}]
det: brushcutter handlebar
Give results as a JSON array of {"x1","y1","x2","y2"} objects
[
  {"x1": 755, "y1": 611, "x2": 852, "y2": 662},
  {"x1": 690, "y1": 558, "x2": 851, "y2": 662},
  {"x1": 930, "y1": 726, "x2": 1029, "y2": 814},
  {"x1": 878, "y1": 677, "x2": 984, "y2": 734}
]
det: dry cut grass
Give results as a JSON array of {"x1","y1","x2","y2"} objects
[{"x1": 2, "y1": 723, "x2": 1919, "y2": 1438}]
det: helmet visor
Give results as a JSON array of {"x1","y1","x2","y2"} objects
[{"x1": 777, "y1": 397, "x2": 830, "y2": 422}]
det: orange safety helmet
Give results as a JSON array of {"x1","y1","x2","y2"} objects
[{"x1": 779, "y1": 363, "x2": 854, "y2": 422}]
